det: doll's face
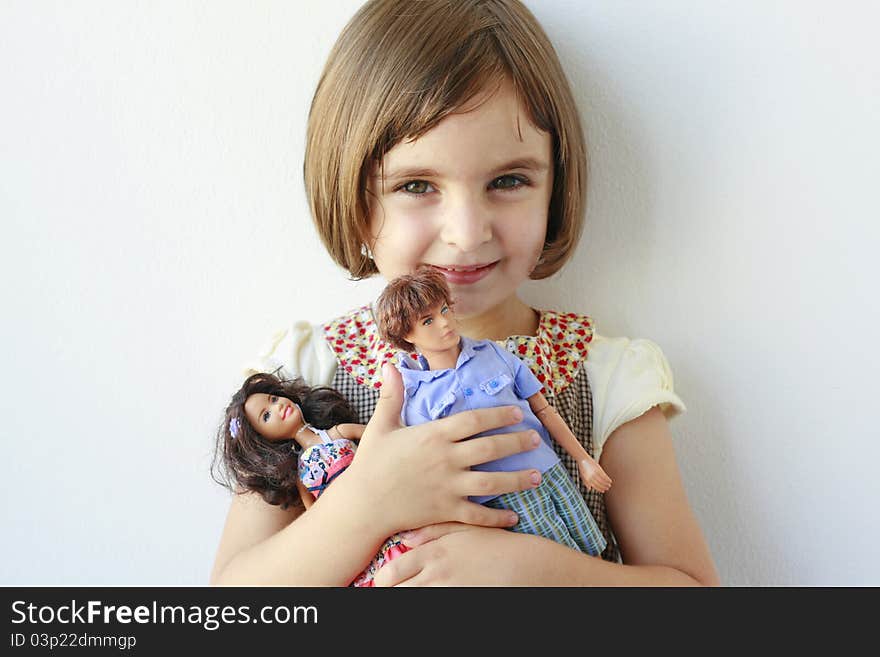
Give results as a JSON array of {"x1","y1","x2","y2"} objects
[
  {"x1": 244, "y1": 394, "x2": 303, "y2": 441},
  {"x1": 404, "y1": 302, "x2": 460, "y2": 354}
]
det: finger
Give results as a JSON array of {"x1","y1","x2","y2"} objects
[
  {"x1": 453, "y1": 429, "x2": 541, "y2": 468},
  {"x1": 432, "y1": 405, "x2": 524, "y2": 443},
  {"x1": 401, "y1": 522, "x2": 470, "y2": 547},
  {"x1": 373, "y1": 548, "x2": 424, "y2": 587},
  {"x1": 365, "y1": 363, "x2": 404, "y2": 437},
  {"x1": 459, "y1": 467, "x2": 541, "y2": 500},
  {"x1": 454, "y1": 499, "x2": 519, "y2": 528}
]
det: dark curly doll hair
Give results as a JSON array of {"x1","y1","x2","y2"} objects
[{"x1": 212, "y1": 372, "x2": 359, "y2": 509}]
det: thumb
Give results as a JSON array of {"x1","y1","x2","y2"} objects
[{"x1": 364, "y1": 362, "x2": 404, "y2": 438}]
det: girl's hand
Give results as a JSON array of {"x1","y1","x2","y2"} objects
[
  {"x1": 372, "y1": 523, "x2": 558, "y2": 586},
  {"x1": 577, "y1": 458, "x2": 612, "y2": 493},
  {"x1": 343, "y1": 363, "x2": 542, "y2": 538}
]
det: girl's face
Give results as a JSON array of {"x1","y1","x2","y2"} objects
[
  {"x1": 243, "y1": 394, "x2": 303, "y2": 441},
  {"x1": 367, "y1": 80, "x2": 553, "y2": 320}
]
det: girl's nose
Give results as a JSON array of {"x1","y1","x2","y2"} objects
[{"x1": 439, "y1": 193, "x2": 492, "y2": 252}]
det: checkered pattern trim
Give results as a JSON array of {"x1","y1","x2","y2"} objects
[
  {"x1": 484, "y1": 461, "x2": 607, "y2": 556},
  {"x1": 547, "y1": 365, "x2": 621, "y2": 563}
]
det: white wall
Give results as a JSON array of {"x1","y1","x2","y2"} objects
[{"x1": 2, "y1": 1, "x2": 877, "y2": 585}]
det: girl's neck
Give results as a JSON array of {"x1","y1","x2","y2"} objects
[{"x1": 455, "y1": 295, "x2": 539, "y2": 342}]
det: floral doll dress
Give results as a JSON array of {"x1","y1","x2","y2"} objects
[{"x1": 297, "y1": 425, "x2": 408, "y2": 587}]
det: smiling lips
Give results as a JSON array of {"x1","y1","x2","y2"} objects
[
  {"x1": 431, "y1": 262, "x2": 497, "y2": 285},
  {"x1": 281, "y1": 406, "x2": 291, "y2": 420}
]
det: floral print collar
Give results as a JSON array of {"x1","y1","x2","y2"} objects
[{"x1": 321, "y1": 305, "x2": 594, "y2": 397}]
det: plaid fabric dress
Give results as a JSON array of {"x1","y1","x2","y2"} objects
[{"x1": 322, "y1": 305, "x2": 623, "y2": 564}]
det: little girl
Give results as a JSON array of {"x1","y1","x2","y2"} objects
[
  {"x1": 213, "y1": 372, "x2": 407, "y2": 586},
  {"x1": 211, "y1": 0, "x2": 719, "y2": 586}
]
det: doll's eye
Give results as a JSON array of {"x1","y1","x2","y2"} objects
[
  {"x1": 269, "y1": 395, "x2": 277, "y2": 402},
  {"x1": 422, "y1": 317, "x2": 433, "y2": 326},
  {"x1": 262, "y1": 411, "x2": 270, "y2": 422},
  {"x1": 441, "y1": 305, "x2": 448, "y2": 314}
]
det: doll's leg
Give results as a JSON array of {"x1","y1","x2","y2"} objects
[
  {"x1": 543, "y1": 462, "x2": 607, "y2": 557},
  {"x1": 484, "y1": 481, "x2": 581, "y2": 552}
]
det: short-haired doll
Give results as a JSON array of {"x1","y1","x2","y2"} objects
[
  {"x1": 375, "y1": 267, "x2": 613, "y2": 556},
  {"x1": 213, "y1": 372, "x2": 407, "y2": 586}
]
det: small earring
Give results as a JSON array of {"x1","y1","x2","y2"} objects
[
  {"x1": 530, "y1": 253, "x2": 545, "y2": 274},
  {"x1": 360, "y1": 243, "x2": 374, "y2": 260}
]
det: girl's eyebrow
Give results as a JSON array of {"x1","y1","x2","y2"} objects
[
  {"x1": 492, "y1": 157, "x2": 549, "y2": 174},
  {"x1": 375, "y1": 166, "x2": 439, "y2": 181},
  {"x1": 375, "y1": 157, "x2": 549, "y2": 181}
]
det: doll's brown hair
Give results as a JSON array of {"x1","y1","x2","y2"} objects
[
  {"x1": 212, "y1": 372, "x2": 359, "y2": 509},
  {"x1": 375, "y1": 267, "x2": 454, "y2": 352},
  {"x1": 304, "y1": 0, "x2": 587, "y2": 280}
]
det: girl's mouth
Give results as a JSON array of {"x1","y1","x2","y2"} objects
[{"x1": 431, "y1": 262, "x2": 497, "y2": 285}]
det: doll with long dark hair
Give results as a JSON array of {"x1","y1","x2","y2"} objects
[{"x1": 213, "y1": 372, "x2": 407, "y2": 585}]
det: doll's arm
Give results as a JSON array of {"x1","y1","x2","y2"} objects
[
  {"x1": 296, "y1": 478, "x2": 315, "y2": 510},
  {"x1": 527, "y1": 392, "x2": 612, "y2": 493},
  {"x1": 329, "y1": 423, "x2": 366, "y2": 440}
]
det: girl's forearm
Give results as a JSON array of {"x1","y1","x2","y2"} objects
[
  {"x1": 521, "y1": 534, "x2": 713, "y2": 586},
  {"x1": 212, "y1": 474, "x2": 389, "y2": 586}
]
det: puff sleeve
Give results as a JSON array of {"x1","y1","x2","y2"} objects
[
  {"x1": 243, "y1": 321, "x2": 338, "y2": 387},
  {"x1": 585, "y1": 333, "x2": 686, "y2": 460}
]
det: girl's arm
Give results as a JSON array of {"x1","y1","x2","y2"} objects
[
  {"x1": 374, "y1": 407, "x2": 720, "y2": 586},
  {"x1": 329, "y1": 423, "x2": 366, "y2": 440},
  {"x1": 210, "y1": 364, "x2": 542, "y2": 585},
  {"x1": 527, "y1": 392, "x2": 612, "y2": 492}
]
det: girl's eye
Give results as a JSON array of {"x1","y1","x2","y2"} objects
[
  {"x1": 262, "y1": 411, "x2": 270, "y2": 422},
  {"x1": 400, "y1": 180, "x2": 433, "y2": 195},
  {"x1": 491, "y1": 174, "x2": 527, "y2": 191}
]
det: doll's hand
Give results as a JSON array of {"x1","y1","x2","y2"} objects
[
  {"x1": 343, "y1": 363, "x2": 542, "y2": 538},
  {"x1": 577, "y1": 458, "x2": 612, "y2": 493}
]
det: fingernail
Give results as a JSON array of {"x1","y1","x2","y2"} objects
[
  {"x1": 530, "y1": 470, "x2": 541, "y2": 486},
  {"x1": 531, "y1": 431, "x2": 540, "y2": 447},
  {"x1": 511, "y1": 407, "x2": 523, "y2": 422},
  {"x1": 507, "y1": 512, "x2": 519, "y2": 525}
]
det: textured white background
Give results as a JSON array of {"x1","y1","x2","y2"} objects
[{"x1": 2, "y1": 1, "x2": 877, "y2": 585}]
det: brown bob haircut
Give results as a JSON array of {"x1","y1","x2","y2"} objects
[
  {"x1": 375, "y1": 267, "x2": 454, "y2": 352},
  {"x1": 304, "y1": 0, "x2": 587, "y2": 280}
]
